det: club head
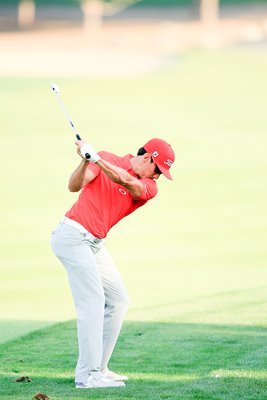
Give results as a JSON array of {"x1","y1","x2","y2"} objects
[{"x1": 51, "y1": 83, "x2": 60, "y2": 94}]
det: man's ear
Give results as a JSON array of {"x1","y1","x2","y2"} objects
[{"x1": 143, "y1": 153, "x2": 151, "y2": 162}]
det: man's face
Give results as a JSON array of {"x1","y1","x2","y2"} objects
[{"x1": 137, "y1": 154, "x2": 161, "y2": 180}]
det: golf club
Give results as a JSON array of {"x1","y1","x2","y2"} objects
[{"x1": 51, "y1": 83, "x2": 90, "y2": 159}]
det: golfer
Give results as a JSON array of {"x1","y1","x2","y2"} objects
[{"x1": 50, "y1": 138, "x2": 175, "y2": 389}]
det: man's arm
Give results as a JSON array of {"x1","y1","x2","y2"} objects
[
  {"x1": 68, "y1": 160, "x2": 96, "y2": 192},
  {"x1": 96, "y1": 158, "x2": 143, "y2": 199},
  {"x1": 74, "y1": 140, "x2": 144, "y2": 198}
]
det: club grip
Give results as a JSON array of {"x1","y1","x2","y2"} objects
[{"x1": 77, "y1": 134, "x2": 91, "y2": 159}]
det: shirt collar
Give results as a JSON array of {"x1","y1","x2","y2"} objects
[{"x1": 124, "y1": 154, "x2": 139, "y2": 178}]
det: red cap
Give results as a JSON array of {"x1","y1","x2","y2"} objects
[{"x1": 143, "y1": 138, "x2": 175, "y2": 180}]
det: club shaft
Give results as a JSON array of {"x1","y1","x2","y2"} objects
[
  {"x1": 52, "y1": 85, "x2": 90, "y2": 159},
  {"x1": 55, "y1": 93, "x2": 81, "y2": 140}
]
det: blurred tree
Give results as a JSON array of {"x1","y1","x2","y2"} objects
[
  {"x1": 82, "y1": 0, "x2": 221, "y2": 31},
  {"x1": 192, "y1": 1, "x2": 220, "y2": 22},
  {"x1": 200, "y1": 0, "x2": 219, "y2": 23},
  {"x1": 82, "y1": 0, "x2": 140, "y2": 36},
  {"x1": 16, "y1": 0, "x2": 140, "y2": 31},
  {"x1": 82, "y1": 0, "x2": 104, "y2": 34},
  {"x1": 15, "y1": 0, "x2": 221, "y2": 31},
  {"x1": 18, "y1": 0, "x2": 35, "y2": 29}
]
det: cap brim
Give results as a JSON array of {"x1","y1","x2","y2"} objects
[{"x1": 157, "y1": 165, "x2": 173, "y2": 180}]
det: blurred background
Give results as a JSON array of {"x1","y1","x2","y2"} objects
[
  {"x1": 1, "y1": 0, "x2": 267, "y2": 76},
  {"x1": 0, "y1": 1, "x2": 267, "y2": 339}
]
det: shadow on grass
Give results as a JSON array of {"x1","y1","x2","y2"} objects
[{"x1": 0, "y1": 320, "x2": 266, "y2": 399}]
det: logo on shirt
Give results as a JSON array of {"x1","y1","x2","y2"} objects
[{"x1": 119, "y1": 188, "x2": 127, "y2": 195}]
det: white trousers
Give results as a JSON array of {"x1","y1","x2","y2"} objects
[{"x1": 50, "y1": 219, "x2": 129, "y2": 383}]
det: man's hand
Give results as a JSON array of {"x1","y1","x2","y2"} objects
[
  {"x1": 75, "y1": 140, "x2": 100, "y2": 163},
  {"x1": 80, "y1": 144, "x2": 100, "y2": 163}
]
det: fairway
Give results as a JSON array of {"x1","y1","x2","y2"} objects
[{"x1": 0, "y1": 49, "x2": 267, "y2": 399}]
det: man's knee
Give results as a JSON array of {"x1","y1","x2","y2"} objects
[
  {"x1": 118, "y1": 292, "x2": 130, "y2": 310},
  {"x1": 108, "y1": 291, "x2": 129, "y2": 312}
]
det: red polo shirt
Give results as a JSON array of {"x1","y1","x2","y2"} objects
[{"x1": 65, "y1": 151, "x2": 158, "y2": 238}]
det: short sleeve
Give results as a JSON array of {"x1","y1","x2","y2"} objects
[
  {"x1": 135, "y1": 178, "x2": 158, "y2": 202},
  {"x1": 87, "y1": 162, "x2": 101, "y2": 177}
]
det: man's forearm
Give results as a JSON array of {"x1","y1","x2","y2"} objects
[
  {"x1": 68, "y1": 159, "x2": 89, "y2": 192},
  {"x1": 96, "y1": 159, "x2": 143, "y2": 198},
  {"x1": 96, "y1": 159, "x2": 131, "y2": 185}
]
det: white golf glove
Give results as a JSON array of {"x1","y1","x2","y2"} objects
[{"x1": 80, "y1": 143, "x2": 100, "y2": 163}]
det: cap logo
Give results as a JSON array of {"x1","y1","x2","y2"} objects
[
  {"x1": 164, "y1": 159, "x2": 173, "y2": 167},
  {"x1": 152, "y1": 151, "x2": 159, "y2": 157}
]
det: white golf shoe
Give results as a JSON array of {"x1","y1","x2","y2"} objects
[
  {"x1": 75, "y1": 371, "x2": 125, "y2": 389},
  {"x1": 101, "y1": 367, "x2": 128, "y2": 381},
  {"x1": 75, "y1": 381, "x2": 94, "y2": 389}
]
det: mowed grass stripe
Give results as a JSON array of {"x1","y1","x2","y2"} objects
[{"x1": 0, "y1": 320, "x2": 55, "y2": 345}]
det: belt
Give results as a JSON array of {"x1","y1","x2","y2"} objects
[{"x1": 61, "y1": 217, "x2": 102, "y2": 243}]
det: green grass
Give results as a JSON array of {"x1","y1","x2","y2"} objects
[
  {"x1": 0, "y1": 321, "x2": 267, "y2": 399},
  {"x1": 0, "y1": 321, "x2": 55, "y2": 345},
  {"x1": 0, "y1": 48, "x2": 267, "y2": 398}
]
